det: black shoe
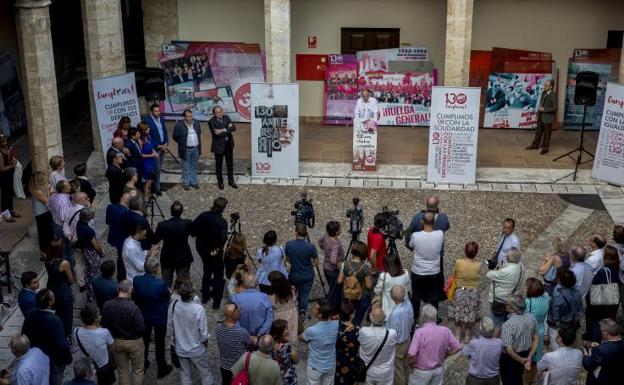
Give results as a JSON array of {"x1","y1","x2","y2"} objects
[
  {"x1": 540, "y1": 148, "x2": 549, "y2": 155},
  {"x1": 144, "y1": 360, "x2": 150, "y2": 373},
  {"x1": 228, "y1": 182, "x2": 238, "y2": 189},
  {"x1": 201, "y1": 296, "x2": 210, "y2": 304},
  {"x1": 212, "y1": 302, "x2": 221, "y2": 310},
  {"x1": 191, "y1": 184, "x2": 200, "y2": 189},
  {"x1": 154, "y1": 190, "x2": 162, "y2": 196},
  {"x1": 218, "y1": 182, "x2": 224, "y2": 190},
  {"x1": 183, "y1": 185, "x2": 189, "y2": 191},
  {"x1": 157, "y1": 364, "x2": 174, "y2": 379}
]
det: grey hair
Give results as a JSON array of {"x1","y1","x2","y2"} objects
[
  {"x1": 390, "y1": 285, "x2": 406, "y2": 303},
  {"x1": 570, "y1": 246, "x2": 587, "y2": 262},
  {"x1": 419, "y1": 304, "x2": 437, "y2": 324},
  {"x1": 258, "y1": 334, "x2": 274, "y2": 354},
  {"x1": 369, "y1": 307, "x2": 386, "y2": 327},
  {"x1": 599, "y1": 318, "x2": 621, "y2": 336},
  {"x1": 10, "y1": 335, "x2": 30, "y2": 357},
  {"x1": 506, "y1": 247, "x2": 521, "y2": 263},
  {"x1": 479, "y1": 317, "x2": 496, "y2": 338},
  {"x1": 73, "y1": 357, "x2": 94, "y2": 379},
  {"x1": 144, "y1": 257, "x2": 160, "y2": 276},
  {"x1": 243, "y1": 273, "x2": 258, "y2": 289},
  {"x1": 79, "y1": 207, "x2": 95, "y2": 222},
  {"x1": 509, "y1": 294, "x2": 526, "y2": 314},
  {"x1": 129, "y1": 195, "x2": 144, "y2": 211},
  {"x1": 117, "y1": 279, "x2": 133, "y2": 294}
]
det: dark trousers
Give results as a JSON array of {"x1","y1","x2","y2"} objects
[
  {"x1": 214, "y1": 145, "x2": 234, "y2": 183},
  {"x1": 220, "y1": 367, "x2": 233, "y2": 385},
  {"x1": 410, "y1": 272, "x2": 443, "y2": 320},
  {"x1": 350, "y1": 294, "x2": 371, "y2": 326},
  {"x1": 116, "y1": 246, "x2": 126, "y2": 282},
  {"x1": 35, "y1": 211, "x2": 54, "y2": 253},
  {"x1": 51, "y1": 286, "x2": 74, "y2": 337},
  {"x1": 53, "y1": 223, "x2": 75, "y2": 266},
  {"x1": 143, "y1": 323, "x2": 167, "y2": 372},
  {"x1": 500, "y1": 350, "x2": 529, "y2": 385},
  {"x1": 291, "y1": 279, "x2": 313, "y2": 313},
  {"x1": 161, "y1": 265, "x2": 190, "y2": 288},
  {"x1": 532, "y1": 120, "x2": 552, "y2": 149},
  {"x1": 324, "y1": 269, "x2": 342, "y2": 308},
  {"x1": 0, "y1": 171, "x2": 14, "y2": 212},
  {"x1": 466, "y1": 374, "x2": 500, "y2": 385},
  {"x1": 201, "y1": 253, "x2": 225, "y2": 308}
]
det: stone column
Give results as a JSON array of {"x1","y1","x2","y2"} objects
[
  {"x1": 444, "y1": 0, "x2": 474, "y2": 86},
  {"x1": 142, "y1": 0, "x2": 178, "y2": 68},
  {"x1": 264, "y1": 0, "x2": 291, "y2": 83},
  {"x1": 14, "y1": 0, "x2": 64, "y2": 174},
  {"x1": 81, "y1": 0, "x2": 126, "y2": 152}
]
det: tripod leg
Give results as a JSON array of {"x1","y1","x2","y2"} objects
[{"x1": 315, "y1": 265, "x2": 328, "y2": 299}]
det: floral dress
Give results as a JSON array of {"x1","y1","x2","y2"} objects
[
  {"x1": 335, "y1": 322, "x2": 360, "y2": 385},
  {"x1": 273, "y1": 342, "x2": 297, "y2": 385}
]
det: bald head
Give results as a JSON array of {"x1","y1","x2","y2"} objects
[
  {"x1": 112, "y1": 137, "x2": 124, "y2": 149},
  {"x1": 258, "y1": 334, "x2": 275, "y2": 354},
  {"x1": 243, "y1": 273, "x2": 257, "y2": 289},
  {"x1": 370, "y1": 306, "x2": 386, "y2": 326},
  {"x1": 10, "y1": 335, "x2": 30, "y2": 358},
  {"x1": 425, "y1": 195, "x2": 439, "y2": 210},
  {"x1": 74, "y1": 192, "x2": 89, "y2": 206},
  {"x1": 390, "y1": 285, "x2": 406, "y2": 304}
]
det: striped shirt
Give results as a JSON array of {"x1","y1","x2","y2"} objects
[
  {"x1": 215, "y1": 321, "x2": 251, "y2": 370},
  {"x1": 501, "y1": 312, "x2": 537, "y2": 353},
  {"x1": 47, "y1": 193, "x2": 72, "y2": 226}
]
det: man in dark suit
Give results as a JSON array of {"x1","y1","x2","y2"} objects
[
  {"x1": 17, "y1": 271, "x2": 39, "y2": 316},
  {"x1": 73, "y1": 163, "x2": 96, "y2": 202},
  {"x1": 92, "y1": 260, "x2": 118, "y2": 310},
  {"x1": 122, "y1": 195, "x2": 153, "y2": 250},
  {"x1": 208, "y1": 106, "x2": 237, "y2": 190},
  {"x1": 527, "y1": 79, "x2": 557, "y2": 154},
  {"x1": 106, "y1": 137, "x2": 128, "y2": 168},
  {"x1": 106, "y1": 192, "x2": 130, "y2": 280},
  {"x1": 125, "y1": 126, "x2": 143, "y2": 180},
  {"x1": 147, "y1": 104, "x2": 168, "y2": 195},
  {"x1": 105, "y1": 152, "x2": 124, "y2": 204},
  {"x1": 583, "y1": 318, "x2": 624, "y2": 385},
  {"x1": 152, "y1": 200, "x2": 193, "y2": 286},
  {"x1": 189, "y1": 197, "x2": 228, "y2": 308},
  {"x1": 21, "y1": 289, "x2": 73, "y2": 385},
  {"x1": 133, "y1": 258, "x2": 173, "y2": 379},
  {"x1": 172, "y1": 109, "x2": 201, "y2": 191}
]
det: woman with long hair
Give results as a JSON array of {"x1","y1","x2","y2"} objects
[
  {"x1": 538, "y1": 238, "x2": 571, "y2": 296},
  {"x1": 523, "y1": 278, "x2": 549, "y2": 385},
  {"x1": 113, "y1": 116, "x2": 131, "y2": 139},
  {"x1": 335, "y1": 302, "x2": 360, "y2": 385},
  {"x1": 270, "y1": 319, "x2": 298, "y2": 385},
  {"x1": 29, "y1": 171, "x2": 54, "y2": 257},
  {"x1": 76, "y1": 208, "x2": 103, "y2": 303},
  {"x1": 373, "y1": 253, "x2": 411, "y2": 316},
  {"x1": 448, "y1": 241, "x2": 483, "y2": 343},
  {"x1": 269, "y1": 271, "x2": 298, "y2": 343},
  {"x1": 225, "y1": 233, "x2": 249, "y2": 279},
  {"x1": 138, "y1": 122, "x2": 158, "y2": 198},
  {"x1": 227, "y1": 264, "x2": 249, "y2": 298},
  {"x1": 45, "y1": 237, "x2": 76, "y2": 340},
  {"x1": 255, "y1": 230, "x2": 287, "y2": 293},
  {"x1": 0, "y1": 135, "x2": 17, "y2": 222}
]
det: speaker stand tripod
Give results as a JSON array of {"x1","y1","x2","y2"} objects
[
  {"x1": 552, "y1": 103, "x2": 594, "y2": 182},
  {"x1": 145, "y1": 194, "x2": 165, "y2": 227}
]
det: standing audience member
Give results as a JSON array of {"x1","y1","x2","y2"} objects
[
  {"x1": 547, "y1": 269, "x2": 583, "y2": 350},
  {"x1": 538, "y1": 238, "x2": 571, "y2": 296},
  {"x1": 62, "y1": 191, "x2": 90, "y2": 247},
  {"x1": 21, "y1": 289, "x2": 72, "y2": 385},
  {"x1": 408, "y1": 211, "x2": 444, "y2": 318},
  {"x1": 386, "y1": 286, "x2": 414, "y2": 385},
  {"x1": 256, "y1": 230, "x2": 288, "y2": 294},
  {"x1": 285, "y1": 223, "x2": 318, "y2": 316},
  {"x1": 122, "y1": 223, "x2": 159, "y2": 281},
  {"x1": 8, "y1": 335, "x2": 50, "y2": 385},
  {"x1": 215, "y1": 302, "x2": 252, "y2": 385},
  {"x1": 270, "y1": 319, "x2": 298, "y2": 385},
  {"x1": 125, "y1": 127, "x2": 143, "y2": 182},
  {"x1": 122, "y1": 196, "x2": 152, "y2": 250},
  {"x1": 106, "y1": 136, "x2": 128, "y2": 168},
  {"x1": 492, "y1": 218, "x2": 520, "y2": 266},
  {"x1": 448, "y1": 241, "x2": 482, "y2": 343},
  {"x1": 367, "y1": 213, "x2": 387, "y2": 272},
  {"x1": 18, "y1": 271, "x2": 39, "y2": 316},
  {"x1": 101, "y1": 280, "x2": 146, "y2": 385},
  {"x1": 48, "y1": 155, "x2": 66, "y2": 190},
  {"x1": 91, "y1": 260, "x2": 118, "y2": 312},
  {"x1": 172, "y1": 109, "x2": 202, "y2": 191},
  {"x1": 225, "y1": 233, "x2": 249, "y2": 280},
  {"x1": 269, "y1": 271, "x2": 298, "y2": 343},
  {"x1": 536, "y1": 328, "x2": 583, "y2": 385},
  {"x1": 359, "y1": 306, "x2": 397, "y2": 385},
  {"x1": 48, "y1": 180, "x2": 74, "y2": 263},
  {"x1": 0, "y1": 135, "x2": 17, "y2": 221},
  {"x1": 231, "y1": 335, "x2": 282, "y2": 385},
  {"x1": 586, "y1": 246, "x2": 622, "y2": 343},
  {"x1": 153, "y1": 201, "x2": 193, "y2": 286},
  {"x1": 133, "y1": 258, "x2": 173, "y2": 379},
  {"x1": 486, "y1": 247, "x2": 524, "y2": 328},
  {"x1": 317, "y1": 220, "x2": 344, "y2": 308},
  {"x1": 106, "y1": 152, "x2": 125, "y2": 204},
  {"x1": 208, "y1": 105, "x2": 238, "y2": 189},
  {"x1": 335, "y1": 303, "x2": 360, "y2": 385},
  {"x1": 582, "y1": 319, "x2": 624, "y2": 385},
  {"x1": 147, "y1": 104, "x2": 168, "y2": 195},
  {"x1": 76, "y1": 208, "x2": 103, "y2": 302},
  {"x1": 106, "y1": 192, "x2": 130, "y2": 280},
  {"x1": 63, "y1": 358, "x2": 96, "y2": 385},
  {"x1": 300, "y1": 300, "x2": 339, "y2": 385},
  {"x1": 587, "y1": 234, "x2": 606, "y2": 275},
  {"x1": 45, "y1": 238, "x2": 76, "y2": 340},
  {"x1": 337, "y1": 240, "x2": 372, "y2": 325},
  {"x1": 408, "y1": 304, "x2": 461, "y2": 385},
  {"x1": 462, "y1": 317, "x2": 503, "y2": 385},
  {"x1": 122, "y1": 167, "x2": 139, "y2": 197},
  {"x1": 570, "y1": 245, "x2": 593, "y2": 299},
  {"x1": 73, "y1": 163, "x2": 96, "y2": 202},
  {"x1": 29, "y1": 171, "x2": 54, "y2": 256},
  {"x1": 523, "y1": 278, "x2": 550, "y2": 385},
  {"x1": 499, "y1": 295, "x2": 539, "y2": 385},
  {"x1": 114, "y1": 116, "x2": 131, "y2": 140},
  {"x1": 73, "y1": 304, "x2": 115, "y2": 385},
  {"x1": 374, "y1": 253, "x2": 411, "y2": 317},
  {"x1": 190, "y1": 197, "x2": 228, "y2": 307},
  {"x1": 168, "y1": 281, "x2": 215, "y2": 385},
  {"x1": 232, "y1": 272, "x2": 274, "y2": 337}
]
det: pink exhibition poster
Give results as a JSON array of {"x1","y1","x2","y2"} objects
[{"x1": 323, "y1": 54, "x2": 358, "y2": 125}]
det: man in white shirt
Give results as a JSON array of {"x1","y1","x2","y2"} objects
[
  {"x1": 486, "y1": 248, "x2": 524, "y2": 328},
  {"x1": 168, "y1": 281, "x2": 215, "y2": 385},
  {"x1": 586, "y1": 234, "x2": 606, "y2": 275},
  {"x1": 354, "y1": 89, "x2": 379, "y2": 122},
  {"x1": 122, "y1": 224, "x2": 159, "y2": 281},
  {"x1": 62, "y1": 192, "x2": 91, "y2": 245},
  {"x1": 536, "y1": 327, "x2": 582, "y2": 385},
  {"x1": 172, "y1": 109, "x2": 202, "y2": 191},
  {"x1": 359, "y1": 306, "x2": 397, "y2": 385},
  {"x1": 408, "y1": 212, "x2": 444, "y2": 319},
  {"x1": 492, "y1": 218, "x2": 521, "y2": 267}
]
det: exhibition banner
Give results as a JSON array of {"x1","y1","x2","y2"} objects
[
  {"x1": 352, "y1": 118, "x2": 377, "y2": 171},
  {"x1": 427, "y1": 86, "x2": 481, "y2": 185},
  {"x1": 324, "y1": 54, "x2": 358, "y2": 125},
  {"x1": 92, "y1": 72, "x2": 141, "y2": 158},
  {"x1": 0, "y1": 52, "x2": 27, "y2": 137},
  {"x1": 592, "y1": 82, "x2": 624, "y2": 187},
  {"x1": 357, "y1": 47, "x2": 435, "y2": 126},
  {"x1": 251, "y1": 83, "x2": 299, "y2": 178},
  {"x1": 160, "y1": 41, "x2": 266, "y2": 122}
]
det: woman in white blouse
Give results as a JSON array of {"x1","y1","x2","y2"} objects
[{"x1": 373, "y1": 253, "x2": 411, "y2": 316}]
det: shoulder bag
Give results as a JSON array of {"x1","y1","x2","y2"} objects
[
  {"x1": 231, "y1": 352, "x2": 252, "y2": 385},
  {"x1": 353, "y1": 329, "x2": 390, "y2": 382},
  {"x1": 75, "y1": 328, "x2": 116, "y2": 385},
  {"x1": 170, "y1": 300, "x2": 181, "y2": 368},
  {"x1": 589, "y1": 268, "x2": 620, "y2": 306}
]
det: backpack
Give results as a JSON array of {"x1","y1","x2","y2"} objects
[
  {"x1": 231, "y1": 352, "x2": 251, "y2": 385},
  {"x1": 343, "y1": 259, "x2": 365, "y2": 301}
]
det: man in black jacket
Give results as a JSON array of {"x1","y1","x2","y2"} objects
[
  {"x1": 152, "y1": 200, "x2": 193, "y2": 286},
  {"x1": 208, "y1": 106, "x2": 237, "y2": 190},
  {"x1": 122, "y1": 195, "x2": 152, "y2": 250},
  {"x1": 583, "y1": 318, "x2": 624, "y2": 385},
  {"x1": 105, "y1": 152, "x2": 124, "y2": 204},
  {"x1": 190, "y1": 197, "x2": 228, "y2": 308},
  {"x1": 21, "y1": 289, "x2": 72, "y2": 385}
]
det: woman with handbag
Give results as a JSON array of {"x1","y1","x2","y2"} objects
[
  {"x1": 335, "y1": 302, "x2": 360, "y2": 385},
  {"x1": 373, "y1": 253, "x2": 411, "y2": 317},
  {"x1": 448, "y1": 241, "x2": 482, "y2": 343},
  {"x1": 586, "y1": 246, "x2": 622, "y2": 343},
  {"x1": 74, "y1": 304, "x2": 116, "y2": 385}
]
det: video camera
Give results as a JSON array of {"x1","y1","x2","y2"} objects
[
  {"x1": 346, "y1": 197, "x2": 363, "y2": 237},
  {"x1": 380, "y1": 206, "x2": 404, "y2": 240},
  {"x1": 291, "y1": 192, "x2": 315, "y2": 228}
]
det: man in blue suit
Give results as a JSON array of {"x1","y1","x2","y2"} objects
[
  {"x1": 147, "y1": 104, "x2": 168, "y2": 195},
  {"x1": 133, "y1": 257, "x2": 172, "y2": 379},
  {"x1": 17, "y1": 271, "x2": 39, "y2": 316},
  {"x1": 125, "y1": 126, "x2": 143, "y2": 182},
  {"x1": 106, "y1": 192, "x2": 130, "y2": 280}
]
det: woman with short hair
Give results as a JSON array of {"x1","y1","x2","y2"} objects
[
  {"x1": 74, "y1": 303, "x2": 115, "y2": 385},
  {"x1": 269, "y1": 271, "x2": 298, "y2": 343},
  {"x1": 547, "y1": 269, "x2": 583, "y2": 351},
  {"x1": 255, "y1": 230, "x2": 287, "y2": 294},
  {"x1": 448, "y1": 241, "x2": 483, "y2": 343}
]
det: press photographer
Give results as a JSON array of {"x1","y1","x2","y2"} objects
[
  {"x1": 346, "y1": 197, "x2": 364, "y2": 241},
  {"x1": 291, "y1": 192, "x2": 315, "y2": 228}
]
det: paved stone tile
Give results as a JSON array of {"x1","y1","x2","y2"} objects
[
  {"x1": 434, "y1": 183, "x2": 451, "y2": 190},
  {"x1": 421, "y1": 182, "x2": 435, "y2": 189},
  {"x1": 307, "y1": 177, "x2": 322, "y2": 186},
  {"x1": 566, "y1": 185, "x2": 583, "y2": 194},
  {"x1": 406, "y1": 180, "x2": 422, "y2": 189},
  {"x1": 349, "y1": 179, "x2": 364, "y2": 188},
  {"x1": 363, "y1": 179, "x2": 379, "y2": 188},
  {"x1": 580, "y1": 185, "x2": 598, "y2": 194},
  {"x1": 265, "y1": 178, "x2": 280, "y2": 184},
  {"x1": 492, "y1": 183, "x2": 507, "y2": 192},
  {"x1": 377, "y1": 179, "x2": 393, "y2": 188},
  {"x1": 321, "y1": 178, "x2": 336, "y2": 187},
  {"x1": 551, "y1": 184, "x2": 568, "y2": 194},
  {"x1": 335, "y1": 178, "x2": 350, "y2": 187},
  {"x1": 521, "y1": 184, "x2": 537, "y2": 192},
  {"x1": 477, "y1": 183, "x2": 494, "y2": 191},
  {"x1": 506, "y1": 183, "x2": 522, "y2": 192},
  {"x1": 250, "y1": 177, "x2": 266, "y2": 184},
  {"x1": 236, "y1": 175, "x2": 252, "y2": 184},
  {"x1": 278, "y1": 179, "x2": 294, "y2": 185},
  {"x1": 535, "y1": 184, "x2": 553, "y2": 193},
  {"x1": 292, "y1": 178, "x2": 308, "y2": 186},
  {"x1": 392, "y1": 180, "x2": 407, "y2": 189}
]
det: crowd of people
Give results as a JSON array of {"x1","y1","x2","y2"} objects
[{"x1": 1, "y1": 129, "x2": 624, "y2": 385}]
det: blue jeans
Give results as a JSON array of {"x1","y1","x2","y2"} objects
[
  {"x1": 181, "y1": 147, "x2": 199, "y2": 187},
  {"x1": 154, "y1": 150, "x2": 164, "y2": 192},
  {"x1": 291, "y1": 279, "x2": 313, "y2": 313}
]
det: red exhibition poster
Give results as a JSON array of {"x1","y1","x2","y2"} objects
[{"x1": 295, "y1": 54, "x2": 328, "y2": 81}]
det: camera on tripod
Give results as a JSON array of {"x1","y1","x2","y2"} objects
[
  {"x1": 291, "y1": 192, "x2": 315, "y2": 228},
  {"x1": 230, "y1": 212, "x2": 240, "y2": 224},
  {"x1": 346, "y1": 197, "x2": 363, "y2": 238},
  {"x1": 380, "y1": 206, "x2": 404, "y2": 240}
]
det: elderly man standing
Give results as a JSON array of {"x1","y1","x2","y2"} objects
[
  {"x1": 168, "y1": 281, "x2": 215, "y2": 385},
  {"x1": 106, "y1": 136, "x2": 128, "y2": 167},
  {"x1": 232, "y1": 273, "x2": 274, "y2": 338},
  {"x1": 582, "y1": 318, "x2": 624, "y2": 385},
  {"x1": 47, "y1": 180, "x2": 75, "y2": 264},
  {"x1": 587, "y1": 234, "x2": 606, "y2": 275},
  {"x1": 486, "y1": 247, "x2": 524, "y2": 328},
  {"x1": 216, "y1": 302, "x2": 252, "y2": 385},
  {"x1": 408, "y1": 304, "x2": 461, "y2": 385},
  {"x1": 299, "y1": 300, "x2": 339, "y2": 385},
  {"x1": 63, "y1": 191, "x2": 91, "y2": 246},
  {"x1": 7, "y1": 335, "x2": 50, "y2": 385},
  {"x1": 386, "y1": 286, "x2": 413, "y2": 385},
  {"x1": 500, "y1": 294, "x2": 539, "y2": 385},
  {"x1": 231, "y1": 335, "x2": 282, "y2": 385},
  {"x1": 462, "y1": 317, "x2": 503, "y2": 385},
  {"x1": 359, "y1": 306, "x2": 398, "y2": 385},
  {"x1": 569, "y1": 245, "x2": 593, "y2": 300}
]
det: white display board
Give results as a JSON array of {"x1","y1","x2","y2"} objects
[
  {"x1": 592, "y1": 82, "x2": 624, "y2": 187},
  {"x1": 92, "y1": 72, "x2": 140, "y2": 157},
  {"x1": 352, "y1": 118, "x2": 378, "y2": 171},
  {"x1": 427, "y1": 86, "x2": 481, "y2": 185},
  {"x1": 251, "y1": 83, "x2": 299, "y2": 178}
]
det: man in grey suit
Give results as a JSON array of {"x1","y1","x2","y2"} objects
[
  {"x1": 172, "y1": 109, "x2": 201, "y2": 190},
  {"x1": 527, "y1": 80, "x2": 557, "y2": 154}
]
